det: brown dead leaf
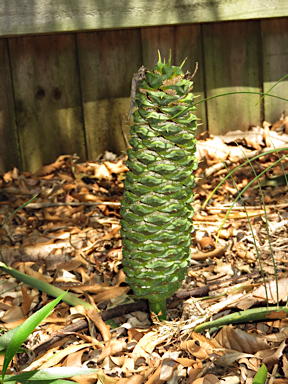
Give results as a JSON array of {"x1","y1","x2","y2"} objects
[
  {"x1": 94, "y1": 164, "x2": 112, "y2": 180},
  {"x1": 1, "y1": 305, "x2": 25, "y2": 323},
  {"x1": 37, "y1": 344, "x2": 85, "y2": 370},
  {"x1": 92, "y1": 286, "x2": 130, "y2": 303},
  {"x1": 17, "y1": 264, "x2": 52, "y2": 283},
  {"x1": 263, "y1": 121, "x2": 272, "y2": 147},
  {"x1": 71, "y1": 193, "x2": 107, "y2": 202},
  {"x1": 102, "y1": 225, "x2": 121, "y2": 241},
  {"x1": 213, "y1": 259, "x2": 234, "y2": 277},
  {"x1": 191, "y1": 246, "x2": 227, "y2": 261},
  {"x1": 236, "y1": 242, "x2": 247, "y2": 259},
  {"x1": 158, "y1": 358, "x2": 179, "y2": 381},
  {"x1": 23, "y1": 347, "x2": 60, "y2": 371},
  {"x1": 56, "y1": 259, "x2": 82, "y2": 273},
  {"x1": 128, "y1": 328, "x2": 144, "y2": 343},
  {"x1": 283, "y1": 354, "x2": 288, "y2": 379},
  {"x1": 197, "y1": 137, "x2": 229, "y2": 161},
  {"x1": 187, "y1": 365, "x2": 203, "y2": 384},
  {"x1": 87, "y1": 307, "x2": 111, "y2": 341},
  {"x1": 263, "y1": 339, "x2": 288, "y2": 372},
  {"x1": 180, "y1": 340, "x2": 210, "y2": 360},
  {"x1": 91, "y1": 339, "x2": 127, "y2": 363},
  {"x1": 145, "y1": 363, "x2": 162, "y2": 384},
  {"x1": 60, "y1": 283, "x2": 110, "y2": 294},
  {"x1": 198, "y1": 237, "x2": 215, "y2": 252},
  {"x1": 3, "y1": 167, "x2": 20, "y2": 183},
  {"x1": 71, "y1": 371, "x2": 100, "y2": 384},
  {"x1": 20, "y1": 285, "x2": 34, "y2": 315},
  {"x1": 253, "y1": 277, "x2": 288, "y2": 303},
  {"x1": 214, "y1": 326, "x2": 269, "y2": 354},
  {"x1": 33, "y1": 155, "x2": 71, "y2": 177},
  {"x1": 117, "y1": 374, "x2": 146, "y2": 384},
  {"x1": 271, "y1": 114, "x2": 288, "y2": 132},
  {"x1": 214, "y1": 351, "x2": 256, "y2": 367},
  {"x1": 193, "y1": 374, "x2": 221, "y2": 384},
  {"x1": 104, "y1": 160, "x2": 129, "y2": 174},
  {"x1": 66, "y1": 348, "x2": 89, "y2": 368},
  {"x1": 192, "y1": 332, "x2": 216, "y2": 352},
  {"x1": 133, "y1": 331, "x2": 163, "y2": 356}
]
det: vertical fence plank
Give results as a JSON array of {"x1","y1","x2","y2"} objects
[
  {"x1": 1, "y1": 19, "x2": 288, "y2": 173},
  {"x1": 77, "y1": 29, "x2": 142, "y2": 160},
  {"x1": 262, "y1": 18, "x2": 288, "y2": 124},
  {"x1": 141, "y1": 26, "x2": 175, "y2": 69},
  {"x1": 9, "y1": 34, "x2": 86, "y2": 172},
  {"x1": 173, "y1": 25, "x2": 207, "y2": 134},
  {"x1": 203, "y1": 20, "x2": 262, "y2": 135},
  {"x1": 0, "y1": 39, "x2": 21, "y2": 172},
  {"x1": 141, "y1": 25, "x2": 207, "y2": 134}
]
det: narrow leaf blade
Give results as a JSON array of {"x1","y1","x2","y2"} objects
[
  {"x1": 3, "y1": 367, "x2": 99, "y2": 382},
  {"x1": 2, "y1": 292, "x2": 66, "y2": 379},
  {"x1": 253, "y1": 364, "x2": 267, "y2": 384}
]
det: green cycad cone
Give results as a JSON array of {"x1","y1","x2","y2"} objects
[{"x1": 120, "y1": 53, "x2": 198, "y2": 319}]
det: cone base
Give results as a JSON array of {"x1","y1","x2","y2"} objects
[{"x1": 149, "y1": 300, "x2": 167, "y2": 320}]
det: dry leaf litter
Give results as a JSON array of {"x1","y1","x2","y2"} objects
[{"x1": 1, "y1": 117, "x2": 288, "y2": 383}]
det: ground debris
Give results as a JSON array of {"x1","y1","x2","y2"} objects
[{"x1": 1, "y1": 118, "x2": 288, "y2": 382}]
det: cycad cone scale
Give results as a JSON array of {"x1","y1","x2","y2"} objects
[{"x1": 120, "y1": 53, "x2": 198, "y2": 319}]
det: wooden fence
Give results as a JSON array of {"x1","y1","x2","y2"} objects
[{"x1": 0, "y1": 1, "x2": 288, "y2": 172}]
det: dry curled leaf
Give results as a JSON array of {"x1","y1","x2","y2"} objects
[
  {"x1": 198, "y1": 236, "x2": 215, "y2": 252},
  {"x1": 87, "y1": 307, "x2": 111, "y2": 341},
  {"x1": 253, "y1": 277, "x2": 288, "y2": 303},
  {"x1": 214, "y1": 326, "x2": 269, "y2": 354},
  {"x1": 180, "y1": 340, "x2": 210, "y2": 360},
  {"x1": 193, "y1": 374, "x2": 221, "y2": 384}
]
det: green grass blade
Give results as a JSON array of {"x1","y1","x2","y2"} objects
[
  {"x1": 209, "y1": 154, "x2": 288, "y2": 240},
  {"x1": 220, "y1": 159, "x2": 269, "y2": 307},
  {"x1": 0, "y1": 195, "x2": 38, "y2": 236},
  {"x1": 4, "y1": 379, "x2": 76, "y2": 384},
  {"x1": 3, "y1": 367, "x2": 99, "y2": 382},
  {"x1": 272, "y1": 141, "x2": 288, "y2": 187},
  {"x1": 0, "y1": 263, "x2": 93, "y2": 310},
  {"x1": 20, "y1": 381, "x2": 76, "y2": 384},
  {"x1": 203, "y1": 147, "x2": 288, "y2": 209},
  {"x1": 252, "y1": 364, "x2": 268, "y2": 384},
  {"x1": 0, "y1": 326, "x2": 21, "y2": 353},
  {"x1": 194, "y1": 91, "x2": 288, "y2": 106},
  {"x1": 256, "y1": 74, "x2": 288, "y2": 106},
  {"x1": 237, "y1": 145, "x2": 278, "y2": 305},
  {"x1": 2, "y1": 292, "x2": 66, "y2": 380}
]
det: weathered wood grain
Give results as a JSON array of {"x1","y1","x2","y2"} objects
[
  {"x1": 141, "y1": 25, "x2": 207, "y2": 134},
  {"x1": 77, "y1": 29, "x2": 142, "y2": 160},
  {"x1": 173, "y1": 25, "x2": 207, "y2": 135},
  {"x1": 261, "y1": 18, "x2": 288, "y2": 124},
  {"x1": 203, "y1": 20, "x2": 262, "y2": 135},
  {"x1": 1, "y1": 0, "x2": 288, "y2": 37},
  {"x1": 0, "y1": 39, "x2": 21, "y2": 172},
  {"x1": 9, "y1": 34, "x2": 86, "y2": 172}
]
